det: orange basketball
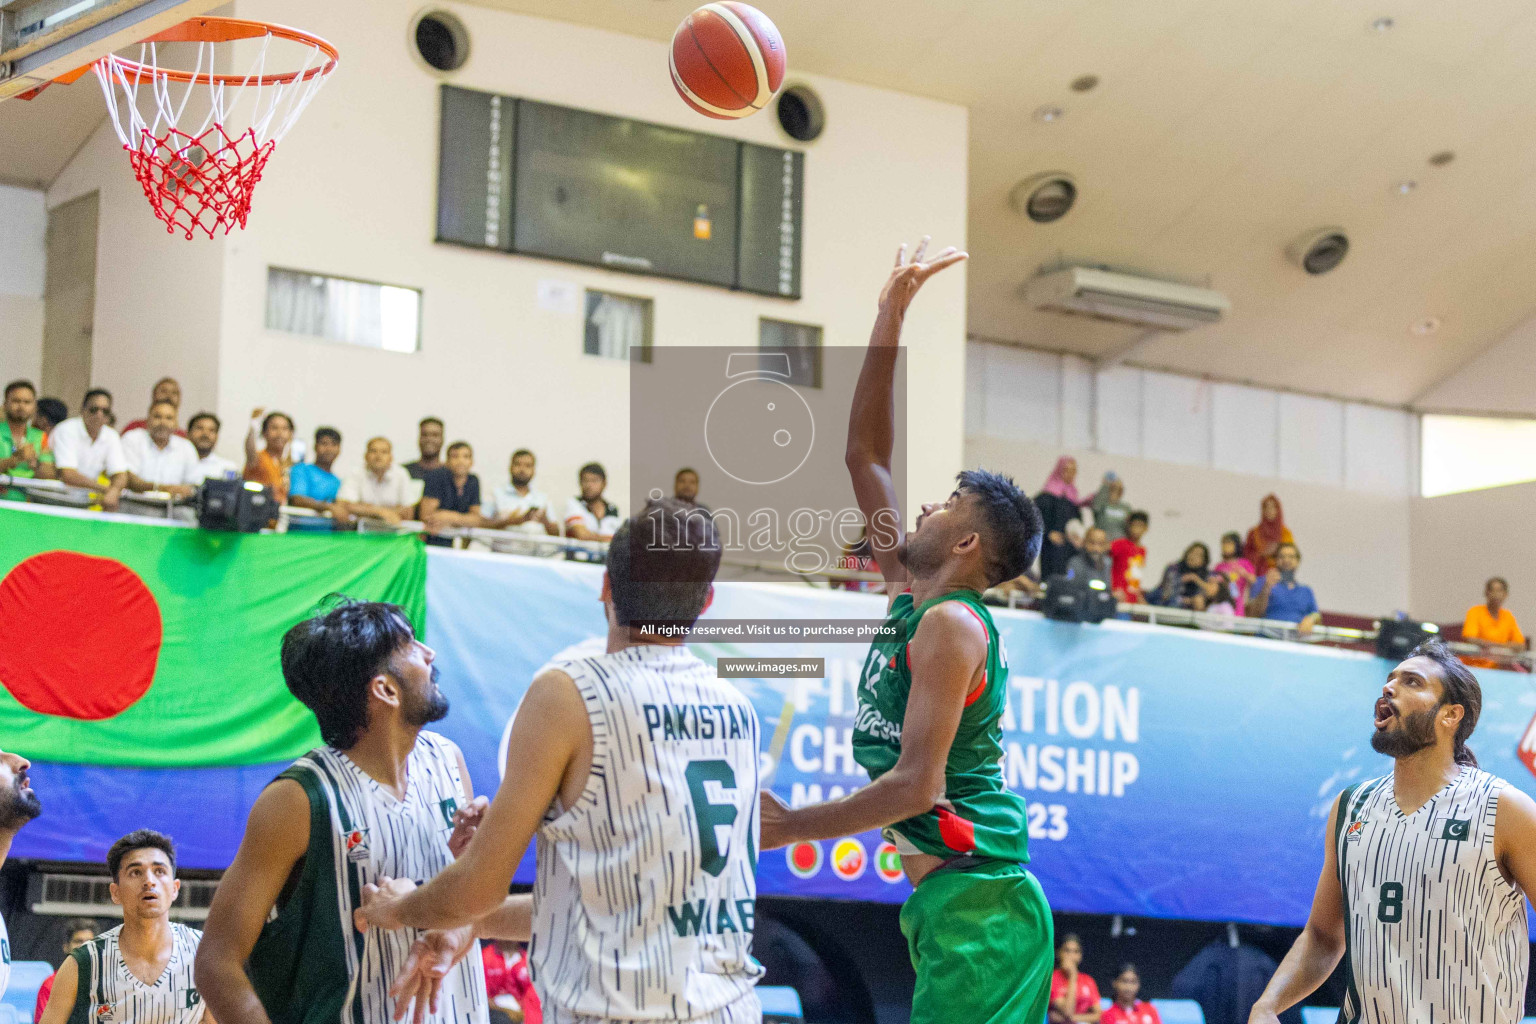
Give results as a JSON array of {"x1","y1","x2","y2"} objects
[{"x1": 670, "y1": 2, "x2": 786, "y2": 120}]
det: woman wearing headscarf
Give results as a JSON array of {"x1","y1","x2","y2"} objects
[
  {"x1": 1035, "y1": 456, "x2": 1085, "y2": 579},
  {"x1": 1089, "y1": 472, "x2": 1132, "y2": 541},
  {"x1": 1150, "y1": 541, "x2": 1222, "y2": 610},
  {"x1": 1242, "y1": 494, "x2": 1294, "y2": 576}
]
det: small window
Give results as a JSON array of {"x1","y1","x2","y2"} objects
[
  {"x1": 759, "y1": 317, "x2": 822, "y2": 388},
  {"x1": 1420, "y1": 413, "x2": 1536, "y2": 497},
  {"x1": 584, "y1": 289, "x2": 653, "y2": 363},
  {"x1": 265, "y1": 268, "x2": 421, "y2": 353}
]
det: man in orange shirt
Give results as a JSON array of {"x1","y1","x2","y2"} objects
[
  {"x1": 1462, "y1": 576, "x2": 1524, "y2": 668},
  {"x1": 243, "y1": 408, "x2": 292, "y2": 504}
]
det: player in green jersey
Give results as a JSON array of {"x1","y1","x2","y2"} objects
[{"x1": 759, "y1": 238, "x2": 1052, "y2": 1024}]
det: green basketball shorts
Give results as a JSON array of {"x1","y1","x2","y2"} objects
[{"x1": 898, "y1": 859, "x2": 1054, "y2": 1024}]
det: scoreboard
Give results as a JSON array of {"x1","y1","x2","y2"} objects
[{"x1": 436, "y1": 86, "x2": 804, "y2": 299}]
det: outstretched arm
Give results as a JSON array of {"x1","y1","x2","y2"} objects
[
  {"x1": 846, "y1": 239, "x2": 967, "y2": 598},
  {"x1": 1249, "y1": 794, "x2": 1347, "y2": 1023},
  {"x1": 356, "y1": 668, "x2": 588, "y2": 932},
  {"x1": 759, "y1": 601, "x2": 984, "y2": 846}
]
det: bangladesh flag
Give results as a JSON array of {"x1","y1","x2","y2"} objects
[{"x1": 0, "y1": 506, "x2": 426, "y2": 766}]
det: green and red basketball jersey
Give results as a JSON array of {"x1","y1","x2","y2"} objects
[{"x1": 851, "y1": 589, "x2": 1029, "y2": 862}]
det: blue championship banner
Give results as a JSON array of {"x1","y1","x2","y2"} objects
[{"x1": 423, "y1": 549, "x2": 1536, "y2": 927}]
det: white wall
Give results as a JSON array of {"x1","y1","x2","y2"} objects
[
  {"x1": 0, "y1": 184, "x2": 46, "y2": 384},
  {"x1": 210, "y1": 0, "x2": 969, "y2": 502},
  {"x1": 965, "y1": 340, "x2": 1416, "y2": 613},
  {"x1": 47, "y1": 122, "x2": 224, "y2": 423},
  {"x1": 1411, "y1": 482, "x2": 1536, "y2": 629},
  {"x1": 1415, "y1": 311, "x2": 1536, "y2": 417}
]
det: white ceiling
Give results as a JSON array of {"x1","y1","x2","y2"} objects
[{"x1": 9, "y1": 0, "x2": 1536, "y2": 406}]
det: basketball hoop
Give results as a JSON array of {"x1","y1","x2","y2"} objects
[{"x1": 89, "y1": 17, "x2": 339, "y2": 240}]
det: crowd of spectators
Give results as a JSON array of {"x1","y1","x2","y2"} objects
[{"x1": 0, "y1": 378, "x2": 710, "y2": 561}]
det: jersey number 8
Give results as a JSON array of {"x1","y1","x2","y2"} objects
[{"x1": 1377, "y1": 881, "x2": 1403, "y2": 923}]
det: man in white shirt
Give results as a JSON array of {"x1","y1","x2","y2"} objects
[
  {"x1": 122, "y1": 401, "x2": 203, "y2": 498},
  {"x1": 188, "y1": 413, "x2": 238, "y2": 481},
  {"x1": 337, "y1": 437, "x2": 418, "y2": 524},
  {"x1": 480, "y1": 449, "x2": 558, "y2": 536},
  {"x1": 563, "y1": 462, "x2": 620, "y2": 563},
  {"x1": 50, "y1": 389, "x2": 129, "y2": 511}
]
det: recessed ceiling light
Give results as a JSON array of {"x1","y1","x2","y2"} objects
[
  {"x1": 1394, "y1": 180, "x2": 1417, "y2": 194},
  {"x1": 1033, "y1": 105, "x2": 1064, "y2": 123},
  {"x1": 1070, "y1": 74, "x2": 1099, "y2": 93},
  {"x1": 1371, "y1": 16, "x2": 1395, "y2": 31},
  {"x1": 1428, "y1": 150, "x2": 1455, "y2": 167},
  {"x1": 1412, "y1": 317, "x2": 1441, "y2": 335},
  {"x1": 1009, "y1": 172, "x2": 1078, "y2": 223}
]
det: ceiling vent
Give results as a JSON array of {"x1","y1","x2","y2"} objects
[
  {"x1": 1287, "y1": 227, "x2": 1350, "y2": 275},
  {"x1": 1025, "y1": 266, "x2": 1230, "y2": 331}
]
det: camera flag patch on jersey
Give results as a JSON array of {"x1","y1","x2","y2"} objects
[{"x1": 1345, "y1": 820, "x2": 1364, "y2": 843}]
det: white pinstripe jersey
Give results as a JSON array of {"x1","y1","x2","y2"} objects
[
  {"x1": 260, "y1": 733, "x2": 489, "y2": 1024},
  {"x1": 65, "y1": 923, "x2": 204, "y2": 1024},
  {"x1": 530, "y1": 644, "x2": 765, "y2": 1021},
  {"x1": 1335, "y1": 768, "x2": 1529, "y2": 1024}
]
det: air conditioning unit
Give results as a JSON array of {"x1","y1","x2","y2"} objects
[{"x1": 1025, "y1": 266, "x2": 1230, "y2": 331}]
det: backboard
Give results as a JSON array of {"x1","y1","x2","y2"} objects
[{"x1": 0, "y1": 0, "x2": 223, "y2": 100}]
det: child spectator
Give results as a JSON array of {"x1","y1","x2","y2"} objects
[
  {"x1": 1050, "y1": 933, "x2": 1102, "y2": 1024},
  {"x1": 1461, "y1": 577, "x2": 1524, "y2": 668},
  {"x1": 1101, "y1": 964, "x2": 1161, "y2": 1024},
  {"x1": 1110, "y1": 511, "x2": 1150, "y2": 604},
  {"x1": 1089, "y1": 472, "x2": 1132, "y2": 541},
  {"x1": 1212, "y1": 531, "x2": 1257, "y2": 616},
  {"x1": 1242, "y1": 494, "x2": 1293, "y2": 576}
]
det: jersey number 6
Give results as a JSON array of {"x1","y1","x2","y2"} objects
[{"x1": 685, "y1": 760, "x2": 739, "y2": 877}]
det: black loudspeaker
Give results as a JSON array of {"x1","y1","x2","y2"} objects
[
  {"x1": 1376, "y1": 619, "x2": 1437, "y2": 661},
  {"x1": 1042, "y1": 573, "x2": 1116, "y2": 624},
  {"x1": 197, "y1": 478, "x2": 275, "y2": 533}
]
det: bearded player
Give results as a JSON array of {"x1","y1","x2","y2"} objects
[
  {"x1": 195, "y1": 599, "x2": 496, "y2": 1024},
  {"x1": 0, "y1": 749, "x2": 41, "y2": 1000},
  {"x1": 1251, "y1": 638, "x2": 1536, "y2": 1024},
  {"x1": 758, "y1": 240, "x2": 1051, "y2": 1024}
]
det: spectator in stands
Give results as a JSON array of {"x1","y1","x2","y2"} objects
[
  {"x1": 673, "y1": 467, "x2": 709, "y2": 511},
  {"x1": 1245, "y1": 542, "x2": 1320, "y2": 635},
  {"x1": 243, "y1": 408, "x2": 292, "y2": 504},
  {"x1": 1101, "y1": 964, "x2": 1160, "y2": 1024},
  {"x1": 1150, "y1": 542, "x2": 1223, "y2": 611},
  {"x1": 120, "y1": 377, "x2": 184, "y2": 436},
  {"x1": 338, "y1": 436, "x2": 416, "y2": 524},
  {"x1": 1242, "y1": 494, "x2": 1293, "y2": 576},
  {"x1": 420, "y1": 441, "x2": 483, "y2": 547},
  {"x1": 34, "y1": 396, "x2": 68, "y2": 435},
  {"x1": 483, "y1": 940, "x2": 541, "y2": 1023},
  {"x1": 1109, "y1": 511, "x2": 1150, "y2": 604},
  {"x1": 187, "y1": 413, "x2": 237, "y2": 481},
  {"x1": 1050, "y1": 933, "x2": 1102, "y2": 1024},
  {"x1": 480, "y1": 449, "x2": 558, "y2": 537},
  {"x1": 2, "y1": 380, "x2": 57, "y2": 501},
  {"x1": 404, "y1": 416, "x2": 446, "y2": 480},
  {"x1": 34, "y1": 917, "x2": 98, "y2": 1021},
  {"x1": 1461, "y1": 576, "x2": 1525, "y2": 668},
  {"x1": 122, "y1": 400, "x2": 203, "y2": 497},
  {"x1": 564, "y1": 462, "x2": 621, "y2": 542},
  {"x1": 1036, "y1": 456, "x2": 1086, "y2": 578},
  {"x1": 51, "y1": 389, "x2": 129, "y2": 511},
  {"x1": 288, "y1": 427, "x2": 353, "y2": 527},
  {"x1": 1090, "y1": 472, "x2": 1132, "y2": 542},
  {"x1": 1213, "y1": 531, "x2": 1257, "y2": 616},
  {"x1": 1066, "y1": 526, "x2": 1112, "y2": 585}
]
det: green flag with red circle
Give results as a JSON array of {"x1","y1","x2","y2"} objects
[{"x1": 0, "y1": 507, "x2": 426, "y2": 766}]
